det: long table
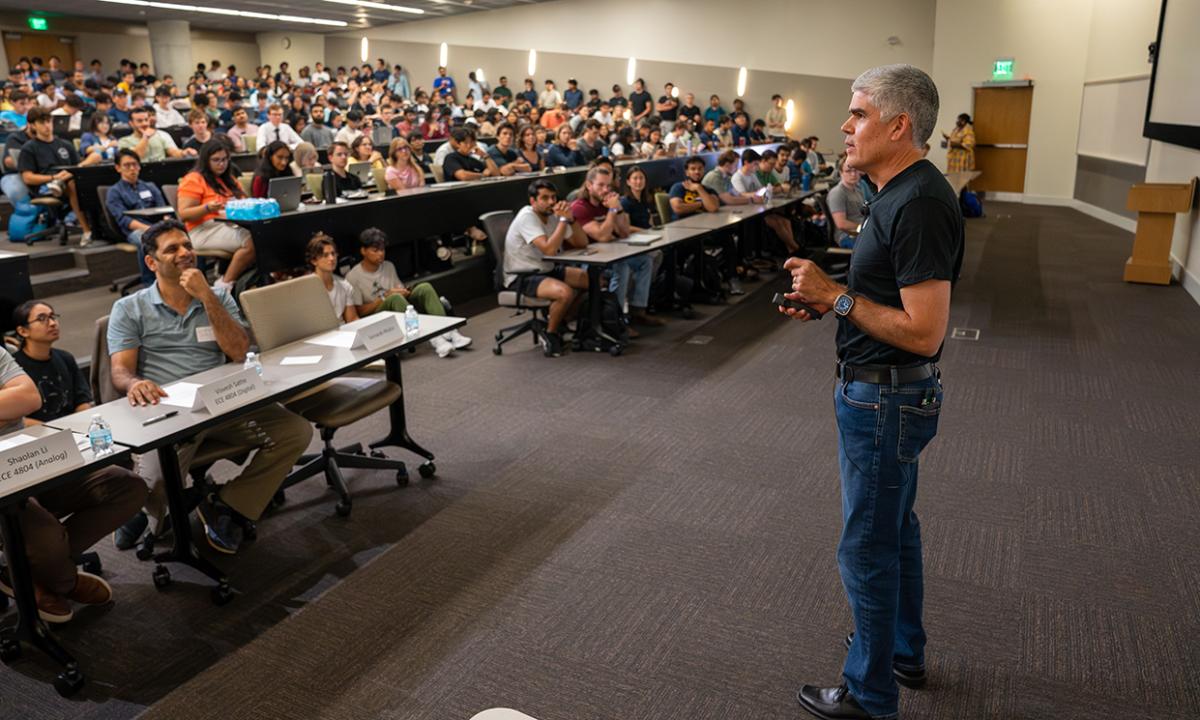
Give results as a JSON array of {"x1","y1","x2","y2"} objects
[
  {"x1": 0, "y1": 425, "x2": 132, "y2": 696},
  {"x1": 25, "y1": 312, "x2": 463, "y2": 695},
  {"x1": 226, "y1": 146, "x2": 780, "y2": 279}
]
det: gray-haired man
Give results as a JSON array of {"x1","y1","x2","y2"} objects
[{"x1": 781, "y1": 64, "x2": 964, "y2": 720}]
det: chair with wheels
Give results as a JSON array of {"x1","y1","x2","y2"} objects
[
  {"x1": 239, "y1": 274, "x2": 410, "y2": 517},
  {"x1": 97, "y1": 185, "x2": 147, "y2": 296},
  {"x1": 8, "y1": 194, "x2": 69, "y2": 246},
  {"x1": 479, "y1": 210, "x2": 551, "y2": 355}
]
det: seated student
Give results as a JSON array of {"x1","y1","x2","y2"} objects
[
  {"x1": 385, "y1": 137, "x2": 426, "y2": 191},
  {"x1": 300, "y1": 109, "x2": 334, "y2": 150},
  {"x1": 827, "y1": 160, "x2": 865, "y2": 249},
  {"x1": 251, "y1": 141, "x2": 293, "y2": 198},
  {"x1": 442, "y1": 126, "x2": 499, "y2": 181},
  {"x1": 224, "y1": 107, "x2": 258, "y2": 153},
  {"x1": 733, "y1": 149, "x2": 800, "y2": 257},
  {"x1": 105, "y1": 149, "x2": 164, "y2": 287},
  {"x1": 176, "y1": 140, "x2": 255, "y2": 291},
  {"x1": 334, "y1": 109, "x2": 365, "y2": 147},
  {"x1": 572, "y1": 166, "x2": 659, "y2": 331},
  {"x1": 545, "y1": 124, "x2": 580, "y2": 168},
  {"x1": 731, "y1": 113, "x2": 752, "y2": 147},
  {"x1": 305, "y1": 233, "x2": 358, "y2": 324},
  {"x1": 345, "y1": 228, "x2": 470, "y2": 357},
  {"x1": 610, "y1": 127, "x2": 638, "y2": 159},
  {"x1": 81, "y1": 112, "x2": 120, "y2": 162},
  {"x1": 574, "y1": 119, "x2": 608, "y2": 164},
  {"x1": 0, "y1": 89, "x2": 31, "y2": 129},
  {"x1": 324, "y1": 140, "x2": 364, "y2": 196},
  {"x1": 350, "y1": 134, "x2": 384, "y2": 169},
  {"x1": 182, "y1": 110, "x2": 217, "y2": 153},
  {"x1": 668, "y1": 155, "x2": 721, "y2": 221},
  {"x1": 504, "y1": 179, "x2": 588, "y2": 357},
  {"x1": 749, "y1": 118, "x2": 769, "y2": 144},
  {"x1": 153, "y1": 86, "x2": 186, "y2": 129},
  {"x1": 486, "y1": 123, "x2": 531, "y2": 176},
  {"x1": 1, "y1": 124, "x2": 31, "y2": 204},
  {"x1": 696, "y1": 118, "x2": 719, "y2": 151},
  {"x1": 18, "y1": 107, "x2": 101, "y2": 245},
  {"x1": 49, "y1": 94, "x2": 87, "y2": 134},
  {"x1": 407, "y1": 131, "x2": 434, "y2": 175},
  {"x1": 515, "y1": 123, "x2": 545, "y2": 171},
  {"x1": 291, "y1": 142, "x2": 320, "y2": 175},
  {"x1": 255, "y1": 104, "x2": 302, "y2": 151},
  {"x1": 0, "y1": 333, "x2": 142, "y2": 624},
  {"x1": 108, "y1": 219, "x2": 312, "y2": 553},
  {"x1": 639, "y1": 126, "x2": 669, "y2": 159},
  {"x1": 419, "y1": 107, "x2": 449, "y2": 140},
  {"x1": 118, "y1": 106, "x2": 189, "y2": 162}
]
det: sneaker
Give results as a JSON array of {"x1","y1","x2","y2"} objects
[
  {"x1": 79, "y1": 231, "x2": 93, "y2": 247},
  {"x1": 430, "y1": 335, "x2": 455, "y2": 358},
  {"x1": 45, "y1": 180, "x2": 64, "y2": 197},
  {"x1": 68, "y1": 572, "x2": 113, "y2": 606},
  {"x1": 195, "y1": 494, "x2": 242, "y2": 555},
  {"x1": 35, "y1": 588, "x2": 73, "y2": 624},
  {"x1": 541, "y1": 331, "x2": 565, "y2": 358},
  {"x1": 114, "y1": 511, "x2": 148, "y2": 550},
  {"x1": 630, "y1": 309, "x2": 666, "y2": 327},
  {"x1": 447, "y1": 329, "x2": 473, "y2": 350},
  {"x1": 729, "y1": 278, "x2": 746, "y2": 295}
]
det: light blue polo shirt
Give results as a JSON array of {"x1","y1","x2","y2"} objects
[{"x1": 107, "y1": 282, "x2": 245, "y2": 386}]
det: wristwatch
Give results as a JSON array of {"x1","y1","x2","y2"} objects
[
  {"x1": 557, "y1": 215, "x2": 571, "y2": 223},
  {"x1": 833, "y1": 291, "x2": 856, "y2": 317}
]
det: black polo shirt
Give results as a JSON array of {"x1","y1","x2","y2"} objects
[
  {"x1": 836, "y1": 159, "x2": 964, "y2": 367},
  {"x1": 629, "y1": 90, "x2": 652, "y2": 117}
]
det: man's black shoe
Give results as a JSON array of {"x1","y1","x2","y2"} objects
[
  {"x1": 844, "y1": 632, "x2": 928, "y2": 689},
  {"x1": 797, "y1": 685, "x2": 875, "y2": 720},
  {"x1": 195, "y1": 494, "x2": 242, "y2": 555},
  {"x1": 541, "y1": 331, "x2": 565, "y2": 358},
  {"x1": 113, "y1": 511, "x2": 148, "y2": 550}
]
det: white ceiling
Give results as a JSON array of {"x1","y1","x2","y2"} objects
[{"x1": 7, "y1": 0, "x2": 551, "y2": 34}]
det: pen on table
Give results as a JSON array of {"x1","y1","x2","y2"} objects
[{"x1": 142, "y1": 410, "x2": 178, "y2": 426}]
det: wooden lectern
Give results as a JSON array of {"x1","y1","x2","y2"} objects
[{"x1": 1123, "y1": 177, "x2": 1197, "y2": 285}]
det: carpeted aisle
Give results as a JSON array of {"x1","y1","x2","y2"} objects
[{"x1": 2, "y1": 202, "x2": 1198, "y2": 719}]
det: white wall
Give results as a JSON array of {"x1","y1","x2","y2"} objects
[
  {"x1": 929, "y1": 0, "x2": 1093, "y2": 200},
  {"x1": 1081, "y1": 0, "x2": 1200, "y2": 304},
  {"x1": 193, "y1": 32, "x2": 259, "y2": 79},
  {"x1": 347, "y1": 0, "x2": 936, "y2": 81},
  {"x1": 256, "y1": 32, "x2": 326, "y2": 75}
]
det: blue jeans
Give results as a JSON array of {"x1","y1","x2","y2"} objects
[
  {"x1": 834, "y1": 373, "x2": 943, "y2": 718},
  {"x1": 608, "y1": 254, "x2": 653, "y2": 311},
  {"x1": 0, "y1": 173, "x2": 29, "y2": 204}
]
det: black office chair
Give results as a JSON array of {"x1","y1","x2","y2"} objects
[
  {"x1": 812, "y1": 191, "x2": 851, "y2": 281},
  {"x1": 479, "y1": 210, "x2": 552, "y2": 355},
  {"x1": 97, "y1": 185, "x2": 146, "y2": 296},
  {"x1": 21, "y1": 196, "x2": 70, "y2": 246}
]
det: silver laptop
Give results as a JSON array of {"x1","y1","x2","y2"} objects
[
  {"x1": 347, "y1": 161, "x2": 373, "y2": 187},
  {"x1": 268, "y1": 175, "x2": 303, "y2": 212},
  {"x1": 625, "y1": 232, "x2": 662, "y2": 246}
]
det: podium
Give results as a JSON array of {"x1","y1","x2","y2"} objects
[{"x1": 1123, "y1": 178, "x2": 1197, "y2": 285}]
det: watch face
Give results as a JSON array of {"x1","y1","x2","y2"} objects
[{"x1": 835, "y1": 294, "x2": 854, "y2": 315}]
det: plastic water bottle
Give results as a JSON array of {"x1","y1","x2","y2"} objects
[
  {"x1": 404, "y1": 305, "x2": 420, "y2": 339},
  {"x1": 87, "y1": 414, "x2": 114, "y2": 456},
  {"x1": 243, "y1": 351, "x2": 263, "y2": 377}
]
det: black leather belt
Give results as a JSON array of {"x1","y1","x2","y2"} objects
[{"x1": 836, "y1": 362, "x2": 935, "y2": 385}]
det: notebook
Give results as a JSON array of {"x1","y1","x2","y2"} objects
[{"x1": 625, "y1": 232, "x2": 662, "y2": 246}]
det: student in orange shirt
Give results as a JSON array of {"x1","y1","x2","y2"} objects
[{"x1": 175, "y1": 140, "x2": 255, "y2": 291}]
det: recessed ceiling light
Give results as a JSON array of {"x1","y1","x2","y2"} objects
[
  {"x1": 97, "y1": 0, "x2": 349, "y2": 25},
  {"x1": 321, "y1": 0, "x2": 424, "y2": 14}
]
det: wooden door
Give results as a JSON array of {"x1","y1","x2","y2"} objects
[
  {"x1": 2, "y1": 32, "x2": 76, "y2": 71},
  {"x1": 971, "y1": 84, "x2": 1033, "y2": 193}
]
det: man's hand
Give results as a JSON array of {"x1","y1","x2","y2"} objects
[
  {"x1": 184, "y1": 148, "x2": 199, "y2": 156},
  {"x1": 179, "y1": 267, "x2": 213, "y2": 300},
  {"x1": 386, "y1": 286, "x2": 411, "y2": 298},
  {"x1": 552, "y1": 200, "x2": 571, "y2": 217},
  {"x1": 682, "y1": 179, "x2": 699, "y2": 192},
  {"x1": 53, "y1": 170, "x2": 73, "y2": 182},
  {"x1": 784, "y1": 257, "x2": 841, "y2": 311},
  {"x1": 141, "y1": 126, "x2": 157, "y2": 139},
  {"x1": 603, "y1": 192, "x2": 621, "y2": 210},
  {"x1": 128, "y1": 379, "x2": 167, "y2": 406}
]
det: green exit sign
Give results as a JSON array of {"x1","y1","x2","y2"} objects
[
  {"x1": 992, "y1": 58, "x2": 1014, "y2": 81},
  {"x1": 27, "y1": 16, "x2": 48, "y2": 31}
]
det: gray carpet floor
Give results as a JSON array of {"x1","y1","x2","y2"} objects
[{"x1": 2, "y1": 201, "x2": 1199, "y2": 719}]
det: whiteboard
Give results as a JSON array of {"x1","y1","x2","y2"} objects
[
  {"x1": 1148, "y1": 0, "x2": 1200, "y2": 127},
  {"x1": 1076, "y1": 77, "x2": 1150, "y2": 166}
]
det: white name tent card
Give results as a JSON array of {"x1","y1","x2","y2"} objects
[
  {"x1": 0, "y1": 429, "x2": 85, "y2": 498},
  {"x1": 279, "y1": 355, "x2": 323, "y2": 366},
  {"x1": 304, "y1": 314, "x2": 404, "y2": 351},
  {"x1": 160, "y1": 369, "x2": 268, "y2": 415}
]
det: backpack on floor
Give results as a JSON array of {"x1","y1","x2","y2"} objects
[
  {"x1": 683, "y1": 247, "x2": 727, "y2": 304},
  {"x1": 576, "y1": 290, "x2": 629, "y2": 345},
  {"x1": 960, "y1": 190, "x2": 983, "y2": 218}
]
